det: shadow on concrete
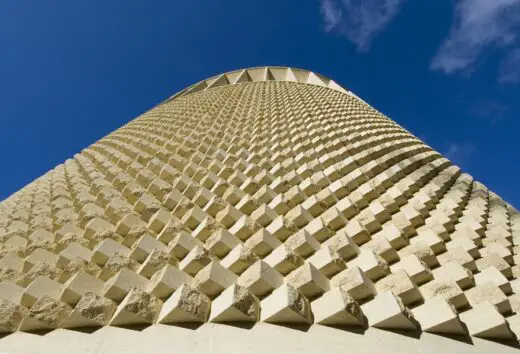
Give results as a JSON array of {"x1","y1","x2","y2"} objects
[
  {"x1": 68, "y1": 326, "x2": 102, "y2": 334},
  {"x1": 109, "y1": 324, "x2": 152, "y2": 332},
  {"x1": 160, "y1": 322, "x2": 204, "y2": 330},
  {"x1": 320, "y1": 324, "x2": 368, "y2": 335},
  {"x1": 214, "y1": 321, "x2": 255, "y2": 330},
  {"x1": 268, "y1": 322, "x2": 311, "y2": 332}
]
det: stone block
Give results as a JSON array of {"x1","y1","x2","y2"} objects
[
  {"x1": 168, "y1": 230, "x2": 203, "y2": 260},
  {"x1": 331, "y1": 266, "x2": 376, "y2": 302},
  {"x1": 220, "y1": 244, "x2": 259, "y2": 275},
  {"x1": 147, "y1": 264, "x2": 193, "y2": 299},
  {"x1": 286, "y1": 262, "x2": 330, "y2": 299},
  {"x1": 21, "y1": 276, "x2": 62, "y2": 308},
  {"x1": 129, "y1": 234, "x2": 167, "y2": 262},
  {"x1": 19, "y1": 296, "x2": 71, "y2": 331},
  {"x1": 311, "y1": 287, "x2": 364, "y2": 326},
  {"x1": 215, "y1": 204, "x2": 242, "y2": 228},
  {"x1": 285, "y1": 230, "x2": 321, "y2": 258},
  {"x1": 303, "y1": 217, "x2": 334, "y2": 242},
  {"x1": 158, "y1": 283, "x2": 210, "y2": 323},
  {"x1": 244, "y1": 229, "x2": 281, "y2": 257},
  {"x1": 260, "y1": 284, "x2": 312, "y2": 324},
  {"x1": 147, "y1": 209, "x2": 174, "y2": 234},
  {"x1": 466, "y1": 282, "x2": 511, "y2": 314},
  {"x1": 375, "y1": 270, "x2": 423, "y2": 305},
  {"x1": 209, "y1": 284, "x2": 259, "y2": 323},
  {"x1": 138, "y1": 249, "x2": 177, "y2": 278},
  {"x1": 181, "y1": 205, "x2": 207, "y2": 231},
  {"x1": 192, "y1": 217, "x2": 219, "y2": 243},
  {"x1": 349, "y1": 250, "x2": 390, "y2": 281},
  {"x1": 103, "y1": 268, "x2": 148, "y2": 302},
  {"x1": 178, "y1": 246, "x2": 214, "y2": 276},
  {"x1": 229, "y1": 215, "x2": 261, "y2": 241},
  {"x1": 307, "y1": 246, "x2": 346, "y2": 278},
  {"x1": 191, "y1": 261, "x2": 238, "y2": 299},
  {"x1": 57, "y1": 243, "x2": 91, "y2": 268},
  {"x1": 237, "y1": 260, "x2": 284, "y2": 298},
  {"x1": 62, "y1": 293, "x2": 117, "y2": 328},
  {"x1": 91, "y1": 239, "x2": 131, "y2": 266},
  {"x1": 432, "y1": 261, "x2": 474, "y2": 290},
  {"x1": 361, "y1": 291, "x2": 418, "y2": 331},
  {"x1": 411, "y1": 297, "x2": 465, "y2": 335},
  {"x1": 250, "y1": 204, "x2": 278, "y2": 227},
  {"x1": 0, "y1": 299, "x2": 25, "y2": 333},
  {"x1": 0, "y1": 282, "x2": 24, "y2": 304},
  {"x1": 390, "y1": 254, "x2": 432, "y2": 285},
  {"x1": 24, "y1": 249, "x2": 58, "y2": 272},
  {"x1": 204, "y1": 228, "x2": 241, "y2": 258},
  {"x1": 109, "y1": 288, "x2": 162, "y2": 326},
  {"x1": 343, "y1": 220, "x2": 370, "y2": 246},
  {"x1": 460, "y1": 302, "x2": 515, "y2": 340},
  {"x1": 475, "y1": 266, "x2": 512, "y2": 295},
  {"x1": 60, "y1": 271, "x2": 105, "y2": 306},
  {"x1": 420, "y1": 279, "x2": 469, "y2": 310},
  {"x1": 264, "y1": 245, "x2": 304, "y2": 275}
]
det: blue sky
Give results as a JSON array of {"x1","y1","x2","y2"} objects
[{"x1": 0, "y1": 0, "x2": 519, "y2": 207}]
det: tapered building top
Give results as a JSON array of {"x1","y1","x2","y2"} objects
[{"x1": 0, "y1": 67, "x2": 518, "y2": 353}]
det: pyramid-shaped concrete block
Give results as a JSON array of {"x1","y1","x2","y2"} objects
[
  {"x1": 331, "y1": 266, "x2": 377, "y2": 302},
  {"x1": 21, "y1": 276, "x2": 62, "y2": 308},
  {"x1": 192, "y1": 261, "x2": 238, "y2": 299},
  {"x1": 260, "y1": 284, "x2": 312, "y2": 324},
  {"x1": 138, "y1": 249, "x2": 177, "y2": 278},
  {"x1": 361, "y1": 291, "x2": 418, "y2": 331},
  {"x1": 264, "y1": 245, "x2": 304, "y2": 275},
  {"x1": 62, "y1": 292, "x2": 117, "y2": 328},
  {"x1": 103, "y1": 268, "x2": 148, "y2": 302},
  {"x1": 220, "y1": 244, "x2": 259, "y2": 275},
  {"x1": 60, "y1": 271, "x2": 104, "y2": 306},
  {"x1": 0, "y1": 299, "x2": 25, "y2": 333},
  {"x1": 237, "y1": 260, "x2": 284, "y2": 298},
  {"x1": 158, "y1": 283, "x2": 210, "y2": 324},
  {"x1": 209, "y1": 284, "x2": 259, "y2": 323},
  {"x1": 412, "y1": 297, "x2": 465, "y2": 335},
  {"x1": 244, "y1": 229, "x2": 281, "y2": 257},
  {"x1": 285, "y1": 230, "x2": 321, "y2": 258},
  {"x1": 460, "y1": 301, "x2": 515, "y2": 340},
  {"x1": 311, "y1": 287, "x2": 364, "y2": 326},
  {"x1": 19, "y1": 296, "x2": 72, "y2": 331},
  {"x1": 286, "y1": 262, "x2": 330, "y2": 299},
  {"x1": 420, "y1": 279, "x2": 469, "y2": 311},
  {"x1": 376, "y1": 270, "x2": 423, "y2": 305},
  {"x1": 147, "y1": 264, "x2": 193, "y2": 299},
  {"x1": 167, "y1": 230, "x2": 203, "y2": 260},
  {"x1": 109, "y1": 288, "x2": 162, "y2": 326}
]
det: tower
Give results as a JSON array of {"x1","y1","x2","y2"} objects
[{"x1": 0, "y1": 67, "x2": 518, "y2": 352}]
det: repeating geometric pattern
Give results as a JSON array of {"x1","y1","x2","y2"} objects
[{"x1": 0, "y1": 67, "x2": 519, "y2": 343}]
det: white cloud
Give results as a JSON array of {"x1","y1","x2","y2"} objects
[
  {"x1": 499, "y1": 49, "x2": 520, "y2": 83},
  {"x1": 320, "y1": 0, "x2": 407, "y2": 51},
  {"x1": 445, "y1": 141, "x2": 476, "y2": 167},
  {"x1": 431, "y1": 0, "x2": 520, "y2": 74}
]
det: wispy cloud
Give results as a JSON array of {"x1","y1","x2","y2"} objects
[
  {"x1": 431, "y1": 0, "x2": 520, "y2": 76},
  {"x1": 445, "y1": 141, "x2": 476, "y2": 167},
  {"x1": 499, "y1": 49, "x2": 520, "y2": 83},
  {"x1": 320, "y1": 0, "x2": 407, "y2": 51},
  {"x1": 468, "y1": 97, "x2": 509, "y2": 123}
]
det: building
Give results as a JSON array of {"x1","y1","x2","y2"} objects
[{"x1": 0, "y1": 67, "x2": 518, "y2": 353}]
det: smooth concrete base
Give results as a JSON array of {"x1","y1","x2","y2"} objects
[{"x1": 0, "y1": 323, "x2": 518, "y2": 354}]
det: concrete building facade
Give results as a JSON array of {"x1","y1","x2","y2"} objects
[{"x1": 0, "y1": 67, "x2": 519, "y2": 353}]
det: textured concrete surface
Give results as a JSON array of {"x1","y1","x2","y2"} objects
[
  {"x1": 0, "y1": 323, "x2": 518, "y2": 354},
  {"x1": 0, "y1": 66, "x2": 519, "y2": 352}
]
